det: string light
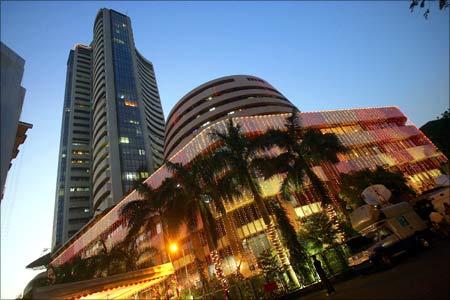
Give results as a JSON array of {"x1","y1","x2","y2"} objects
[
  {"x1": 211, "y1": 249, "x2": 229, "y2": 295},
  {"x1": 51, "y1": 107, "x2": 446, "y2": 271}
]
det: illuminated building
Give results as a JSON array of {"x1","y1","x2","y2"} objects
[
  {"x1": 51, "y1": 9, "x2": 166, "y2": 250},
  {"x1": 45, "y1": 75, "x2": 447, "y2": 297},
  {"x1": 164, "y1": 75, "x2": 295, "y2": 158}
]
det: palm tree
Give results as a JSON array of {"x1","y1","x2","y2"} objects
[
  {"x1": 254, "y1": 108, "x2": 347, "y2": 271},
  {"x1": 254, "y1": 108, "x2": 346, "y2": 207},
  {"x1": 269, "y1": 198, "x2": 313, "y2": 284},
  {"x1": 210, "y1": 119, "x2": 301, "y2": 287},
  {"x1": 162, "y1": 155, "x2": 231, "y2": 296},
  {"x1": 108, "y1": 240, "x2": 158, "y2": 273},
  {"x1": 120, "y1": 181, "x2": 172, "y2": 262}
]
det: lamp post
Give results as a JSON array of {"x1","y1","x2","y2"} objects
[
  {"x1": 169, "y1": 242, "x2": 192, "y2": 299},
  {"x1": 167, "y1": 242, "x2": 180, "y2": 299}
]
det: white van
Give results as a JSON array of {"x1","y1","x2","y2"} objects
[{"x1": 347, "y1": 202, "x2": 430, "y2": 271}]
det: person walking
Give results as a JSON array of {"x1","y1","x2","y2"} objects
[{"x1": 313, "y1": 255, "x2": 335, "y2": 296}]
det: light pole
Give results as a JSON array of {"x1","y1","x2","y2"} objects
[
  {"x1": 167, "y1": 242, "x2": 180, "y2": 299},
  {"x1": 169, "y1": 242, "x2": 192, "y2": 299}
]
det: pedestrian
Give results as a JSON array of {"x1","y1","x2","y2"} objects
[{"x1": 313, "y1": 255, "x2": 335, "y2": 296}]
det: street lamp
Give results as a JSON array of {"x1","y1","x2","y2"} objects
[
  {"x1": 169, "y1": 241, "x2": 192, "y2": 299},
  {"x1": 166, "y1": 242, "x2": 180, "y2": 299},
  {"x1": 169, "y1": 243, "x2": 178, "y2": 253}
]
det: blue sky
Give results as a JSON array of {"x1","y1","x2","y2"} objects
[{"x1": 1, "y1": 1, "x2": 448, "y2": 298}]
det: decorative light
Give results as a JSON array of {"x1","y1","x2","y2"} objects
[
  {"x1": 169, "y1": 243, "x2": 178, "y2": 253},
  {"x1": 50, "y1": 106, "x2": 444, "y2": 266},
  {"x1": 211, "y1": 249, "x2": 229, "y2": 295}
]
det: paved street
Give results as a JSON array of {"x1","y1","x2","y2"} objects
[{"x1": 300, "y1": 239, "x2": 450, "y2": 300}]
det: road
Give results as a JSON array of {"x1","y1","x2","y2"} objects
[{"x1": 300, "y1": 239, "x2": 450, "y2": 300}]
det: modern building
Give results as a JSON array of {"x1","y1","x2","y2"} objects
[
  {"x1": 44, "y1": 75, "x2": 447, "y2": 298},
  {"x1": 0, "y1": 42, "x2": 33, "y2": 201},
  {"x1": 51, "y1": 8, "x2": 165, "y2": 250},
  {"x1": 52, "y1": 44, "x2": 93, "y2": 249},
  {"x1": 164, "y1": 75, "x2": 295, "y2": 158}
]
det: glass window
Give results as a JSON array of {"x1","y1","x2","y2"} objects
[
  {"x1": 110, "y1": 11, "x2": 149, "y2": 192},
  {"x1": 396, "y1": 216, "x2": 410, "y2": 227}
]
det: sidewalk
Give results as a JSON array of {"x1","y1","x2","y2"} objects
[{"x1": 282, "y1": 239, "x2": 450, "y2": 300}]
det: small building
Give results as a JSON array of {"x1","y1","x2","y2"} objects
[{"x1": 0, "y1": 42, "x2": 33, "y2": 201}]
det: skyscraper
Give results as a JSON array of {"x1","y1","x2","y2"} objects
[
  {"x1": 52, "y1": 9, "x2": 165, "y2": 250},
  {"x1": 52, "y1": 45, "x2": 93, "y2": 249}
]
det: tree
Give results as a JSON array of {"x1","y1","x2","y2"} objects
[
  {"x1": 53, "y1": 255, "x2": 102, "y2": 284},
  {"x1": 121, "y1": 182, "x2": 162, "y2": 244},
  {"x1": 297, "y1": 212, "x2": 348, "y2": 275},
  {"x1": 339, "y1": 166, "x2": 415, "y2": 210},
  {"x1": 107, "y1": 240, "x2": 141, "y2": 273},
  {"x1": 253, "y1": 108, "x2": 347, "y2": 269},
  {"x1": 162, "y1": 156, "x2": 231, "y2": 296},
  {"x1": 270, "y1": 200, "x2": 314, "y2": 284},
  {"x1": 256, "y1": 249, "x2": 285, "y2": 285},
  {"x1": 210, "y1": 119, "x2": 300, "y2": 287},
  {"x1": 297, "y1": 212, "x2": 339, "y2": 256},
  {"x1": 254, "y1": 108, "x2": 346, "y2": 208},
  {"x1": 120, "y1": 180, "x2": 174, "y2": 263},
  {"x1": 52, "y1": 240, "x2": 158, "y2": 285},
  {"x1": 420, "y1": 108, "x2": 450, "y2": 160},
  {"x1": 410, "y1": 0, "x2": 449, "y2": 19}
]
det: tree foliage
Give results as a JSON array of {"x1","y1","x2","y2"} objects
[
  {"x1": 52, "y1": 240, "x2": 157, "y2": 284},
  {"x1": 270, "y1": 200, "x2": 311, "y2": 280},
  {"x1": 297, "y1": 212, "x2": 339, "y2": 256},
  {"x1": 256, "y1": 249, "x2": 284, "y2": 283},
  {"x1": 253, "y1": 108, "x2": 346, "y2": 206},
  {"x1": 339, "y1": 166, "x2": 415, "y2": 210},
  {"x1": 410, "y1": 0, "x2": 449, "y2": 19},
  {"x1": 420, "y1": 109, "x2": 450, "y2": 160},
  {"x1": 210, "y1": 119, "x2": 272, "y2": 225}
]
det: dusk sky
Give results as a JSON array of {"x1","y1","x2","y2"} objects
[{"x1": 1, "y1": 1, "x2": 449, "y2": 298}]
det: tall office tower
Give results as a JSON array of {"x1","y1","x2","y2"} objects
[
  {"x1": 91, "y1": 9, "x2": 165, "y2": 213},
  {"x1": 51, "y1": 9, "x2": 165, "y2": 249},
  {"x1": 52, "y1": 44, "x2": 93, "y2": 250},
  {"x1": 0, "y1": 42, "x2": 32, "y2": 201}
]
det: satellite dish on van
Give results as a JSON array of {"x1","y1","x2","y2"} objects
[
  {"x1": 361, "y1": 184, "x2": 392, "y2": 206},
  {"x1": 434, "y1": 175, "x2": 450, "y2": 187}
]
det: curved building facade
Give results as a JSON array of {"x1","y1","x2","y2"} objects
[
  {"x1": 51, "y1": 106, "x2": 447, "y2": 280},
  {"x1": 135, "y1": 51, "x2": 165, "y2": 167},
  {"x1": 91, "y1": 9, "x2": 165, "y2": 213},
  {"x1": 164, "y1": 75, "x2": 295, "y2": 159}
]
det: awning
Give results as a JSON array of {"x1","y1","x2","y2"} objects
[
  {"x1": 26, "y1": 253, "x2": 52, "y2": 269},
  {"x1": 80, "y1": 276, "x2": 166, "y2": 299},
  {"x1": 32, "y1": 262, "x2": 174, "y2": 299}
]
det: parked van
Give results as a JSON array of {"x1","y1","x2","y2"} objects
[{"x1": 347, "y1": 202, "x2": 430, "y2": 271}]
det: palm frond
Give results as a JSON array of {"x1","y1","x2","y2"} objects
[
  {"x1": 251, "y1": 128, "x2": 291, "y2": 153},
  {"x1": 198, "y1": 200, "x2": 219, "y2": 249},
  {"x1": 301, "y1": 129, "x2": 346, "y2": 164}
]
